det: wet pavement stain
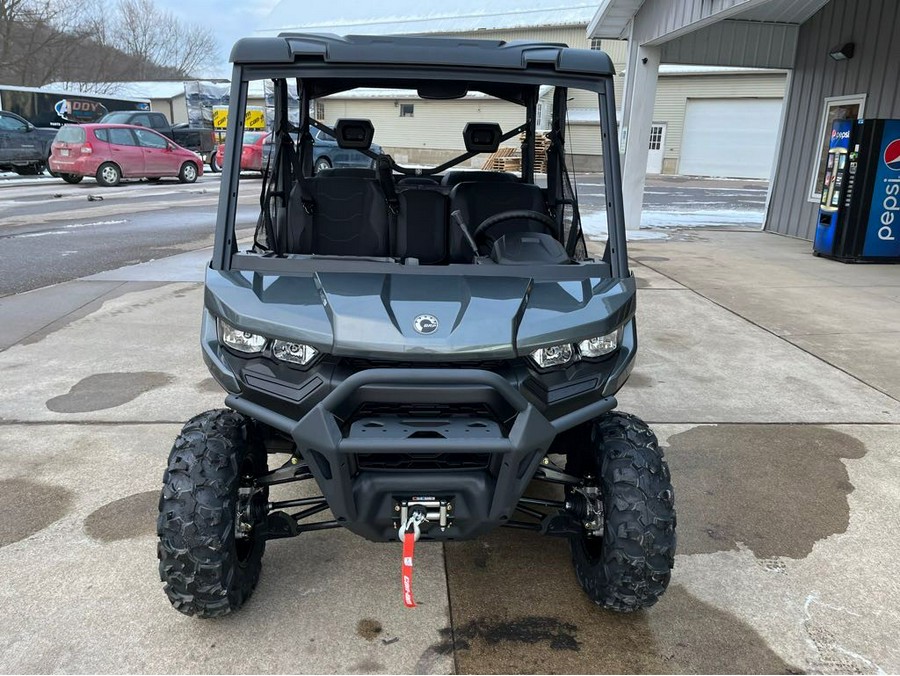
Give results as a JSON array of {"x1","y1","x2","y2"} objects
[
  {"x1": 197, "y1": 377, "x2": 223, "y2": 393},
  {"x1": 445, "y1": 528, "x2": 799, "y2": 674},
  {"x1": 626, "y1": 372, "x2": 653, "y2": 389},
  {"x1": 0, "y1": 479, "x2": 74, "y2": 547},
  {"x1": 45, "y1": 371, "x2": 173, "y2": 413},
  {"x1": 635, "y1": 277, "x2": 650, "y2": 289},
  {"x1": 357, "y1": 618, "x2": 383, "y2": 641},
  {"x1": 664, "y1": 425, "x2": 865, "y2": 558},
  {"x1": 83, "y1": 491, "x2": 158, "y2": 542}
]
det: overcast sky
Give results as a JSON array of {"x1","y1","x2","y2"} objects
[
  {"x1": 147, "y1": 0, "x2": 595, "y2": 77},
  {"x1": 151, "y1": 0, "x2": 280, "y2": 76}
]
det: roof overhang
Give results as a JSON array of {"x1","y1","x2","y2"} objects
[
  {"x1": 587, "y1": 0, "x2": 644, "y2": 40},
  {"x1": 589, "y1": 0, "x2": 829, "y2": 42}
]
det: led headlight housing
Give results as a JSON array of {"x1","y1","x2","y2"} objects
[
  {"x1": 529, "y1": 343, "x2": 576, "y2": 369},
  {"x1": 529, "y1": 329, "x2": 621, "y2": 370},
  {"x1": 272, "y1": 340, "x2": 318, "y2": 366},
  {"x1": 577, "y1": 329, "x2": 620, "y2": 359},
  {"x1": 218, "y1": 319, "x2": 266, "y2": 353}
]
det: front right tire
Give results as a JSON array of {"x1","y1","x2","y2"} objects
[
  {"x1": 157, "y1": 409, "x2": 269, "y2": 617},
  {"x1": 565, "y1": 412, "x2": 676, "y2": 612},
  {"x1": 178, "y1": 161, "x2": 198, "y2": 184},
  {"x1": 61, "y1": 173, "x2": 83, "y2": 184}
]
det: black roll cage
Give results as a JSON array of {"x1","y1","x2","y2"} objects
[{"x1": 212, "y1": 62, "x2": 629, "y2": 280}]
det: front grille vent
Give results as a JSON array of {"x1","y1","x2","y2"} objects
[{"x1": 356, "y1": 452, "x2": 490, "y2": 471}]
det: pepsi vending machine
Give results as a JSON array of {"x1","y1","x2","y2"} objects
[{"x1": 814, "y1": 118, "x2": 900, "y2": 262}]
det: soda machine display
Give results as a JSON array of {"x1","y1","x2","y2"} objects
[{"x1": 813, "y1": 118, "x2": 900, "y2": 262}]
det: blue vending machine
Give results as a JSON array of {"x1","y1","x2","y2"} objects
[{"x1": 814, "y1": 118, "x2": 900, "y2": 262}]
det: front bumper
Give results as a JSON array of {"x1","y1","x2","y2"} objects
[{"x1": 227, "y1": 368, "x2": 616, "y2": 541}]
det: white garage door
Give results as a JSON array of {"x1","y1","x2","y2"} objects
[{"x1": 680, "y1": 98, "x2": 783, "y2": 179}]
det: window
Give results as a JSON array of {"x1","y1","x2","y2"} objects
[
  {"x1": 108, "y1": 128, "x2": 138, "y2": 146},
  {"x1": 0, "y1": 113, "x2": 28, "y2": 132},
  {"x1": 590, "y1": 37, "x2": 604, "y2": 50},
  {"x1": 130, "y1": 113, "x2": 153, "y2": 128},
  {"x1": 92, "y1": 129, "x2": 108, "y2": 142},
  {"x1": 399, "y1": 103, "x2": 414, "y2": 117},
  {"x1": 148, "y1": 114, "x2": 168, "y2": 130},
  {"x1": 649, "y1": 124, "x2": 664, "y2": 150},
  {"x1": 134, "y1": 128, "x2": 168, "y2": 148},
  {"x1": 809, "y1": 94, "x2": 866, "y2": 201}
]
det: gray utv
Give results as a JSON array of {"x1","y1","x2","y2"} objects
[{"x1": 157, "y1": 33, "x2": 676, "y2": 617}]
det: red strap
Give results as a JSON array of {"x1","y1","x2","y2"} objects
[{"x1": 401, "y1": 531, "x2": 416, "y2": 608}]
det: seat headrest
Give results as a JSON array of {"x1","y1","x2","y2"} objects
[
  {"x1": 463, "y1": 122, "x2": 502, "y2": 153},
  {"x1": 335, "y1": 119, "x2": 374, "y2": 149}
]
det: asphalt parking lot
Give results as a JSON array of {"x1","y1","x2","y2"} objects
[{"x1": 1, "y1": 174, "x2": 899, "y2": 673}]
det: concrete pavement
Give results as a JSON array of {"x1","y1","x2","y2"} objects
[{"x1": 1, "y1": 229, "x2": 899, "y2": 673}]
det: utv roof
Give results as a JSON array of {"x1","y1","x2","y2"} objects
[{"x1": 230, "y1": 33, "x2": 614, "y2": 77}]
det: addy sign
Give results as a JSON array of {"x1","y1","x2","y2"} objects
[{"x1": 54, "y1": 98, "x2": 108, "y2": 123}]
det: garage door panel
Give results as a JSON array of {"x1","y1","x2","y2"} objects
[{"x1": 680, "y1": 98, "x2": 783, "y2": 179}]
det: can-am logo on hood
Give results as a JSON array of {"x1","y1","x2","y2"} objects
[
  {"x1": 413, "y1": 314, "x2": 439, "y2": 335},
  {"x1": 54, "y1": 98, "x2": 108, "y2": 123},
  {"x1": 884, "y1": 139, "x2": 900, "y2": 171}
]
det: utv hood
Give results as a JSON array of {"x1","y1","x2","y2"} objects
[{"x1": 205, "y1": 269, "x2": 636, "y2": 361}]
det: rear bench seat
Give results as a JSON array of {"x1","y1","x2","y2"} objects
[{"x1": 283, "y1": 169, "x2": 537, "y2": 263}]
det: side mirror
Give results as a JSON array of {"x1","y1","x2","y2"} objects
[
  {"x1": 166, "y1": 142, "x2": 175, "y2": 151},
  {"x1": 25, "y1": 123, "x2": 34, "y2": 132}
]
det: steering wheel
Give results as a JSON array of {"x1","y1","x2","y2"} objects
[{"x1": 472, "y1": 210, "x2": 559, "y2": 246}]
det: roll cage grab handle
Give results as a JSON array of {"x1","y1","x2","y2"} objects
[{"x1": 211, "y1": 69, "x2": 629, "y2": 279}]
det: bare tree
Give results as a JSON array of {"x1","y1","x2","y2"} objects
[
  {"x1": 0, "y1": 0, "x2": 219, "y2": 86},
  {"x1": 112, "y1": 0, "x2": 219, "y2": 78}
]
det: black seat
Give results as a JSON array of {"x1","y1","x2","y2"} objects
[
  {"x1": 316, "y1": 167, "x2": 376, "y2": 179},
  {"x1": 396, "y1": 185, "x2": 449, "y2": 264},
  {"x1": 286, "y1": 174, "x2": 390, "y2": 256},
  {"x1": 398, "y1": 176, "x2": 440, "y2": 186},
  {"x1": 441, "y1": 171, "x2": 519, "y2": 188},
  {"x1": 448, "y1": 182, "x2": 549, "y2": 262}
]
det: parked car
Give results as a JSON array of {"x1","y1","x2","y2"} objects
[
  {"x1": 0, "y1": 110, "x2": 57, "y2": 175},
  {"x1": 98, "y1": 111, "x2": 219, "y2": 172},
  {"x1": 215, "y1": 128, "x2": 380, "y2": 175},
  {"x1": 48, "y1": 123, "x2": 204, "y2": 186}
]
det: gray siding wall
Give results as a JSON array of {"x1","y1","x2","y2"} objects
[
  {"x1": 660, "y1": 20, "x2": 798, "y2": 68},
  {"x1": 766, "y1": 0, "x2": 900, "y2": 239}
]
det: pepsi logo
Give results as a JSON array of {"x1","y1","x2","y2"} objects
[{"x1": 885, "y1": 139, "x2": 900, "y2": 171}]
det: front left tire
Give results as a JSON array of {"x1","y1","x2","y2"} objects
[
  {"x1": 565, "y1": 411, "x2": 676, "y2": 612},
  {"x1": 157, "y1": 409, "x2": 269, "y2": 618},
  {"x1": 60, "y1": 174, "x2": 83, "y2": 184}
]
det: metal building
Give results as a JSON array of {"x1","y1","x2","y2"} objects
[{"x1": 590, "y1": 0, "x2": 900, "y2": 238}]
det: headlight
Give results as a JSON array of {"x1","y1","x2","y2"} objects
[
  {"x1": 218, "y1": 319, "x2": 266, "y2": 353},
  {"x1": 530, "y1": 343, "x2": 576, "y2": 369},
  {"x1": 272, "y1": 340, "x2": 318, "y2": 366},
  {"x1": 578, "y1": 330, "x2": 619, "y2": 358}
]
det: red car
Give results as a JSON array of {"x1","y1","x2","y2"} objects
[
  {"x1": 215, "y1": 131, "x2": 268, "y2": 174},
  {"x1": 49, "y1": 123, "x2": 204, "y2": 187}
]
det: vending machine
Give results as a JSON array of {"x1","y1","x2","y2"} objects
[{"x1": 814, "y1": 118, "x2": 900, "y2": 262}]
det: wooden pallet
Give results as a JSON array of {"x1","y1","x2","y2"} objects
[
  {"x1": 526, "y1": 132, "x2": 552, "y2": 174},
  {"x1": 481, "y1": 146, "x2": 518, "y2": 170}
]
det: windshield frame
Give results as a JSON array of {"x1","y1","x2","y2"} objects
[{"x1": 212, "y1": 62, "x2": 627, "y2": 280}]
